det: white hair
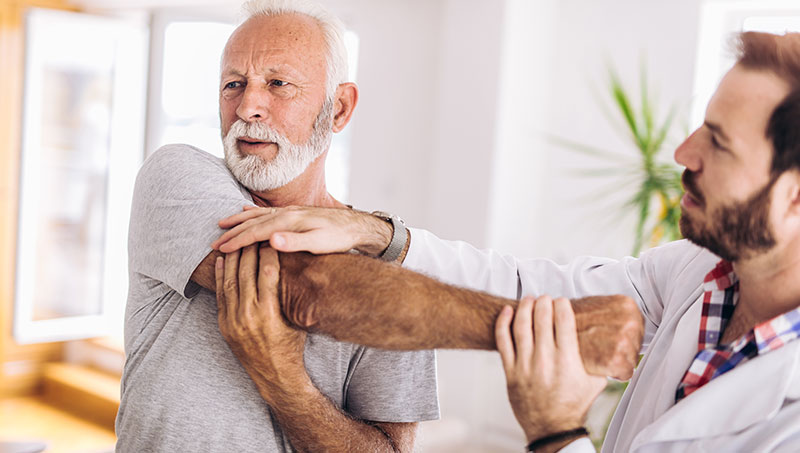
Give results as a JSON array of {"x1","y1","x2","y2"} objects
[{"x1": 240, "y1": 0, "x2": 348, "y2": 97}]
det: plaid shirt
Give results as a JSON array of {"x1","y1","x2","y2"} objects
[{"x1": 675, "y1": 260, "x2": 800, "y2": 402}]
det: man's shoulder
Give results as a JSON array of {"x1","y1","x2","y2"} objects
[
  {"x1": 642, "y1": 239, "x2": 719, "y2": 275},
  {"x1": 133, "y1": 144, "x2": 240, "y2": 201},
  {"x1": 142, "y1": 143, "x2": 225, "y2": 174}
]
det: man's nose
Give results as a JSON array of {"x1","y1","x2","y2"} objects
[
  {"x1": 674, "y1": 128, "x2": 703, "y2": 172},
  {"x1": 236, "y1": 83, "x2": 270, "y2": 123}
]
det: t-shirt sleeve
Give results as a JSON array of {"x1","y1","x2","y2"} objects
[
  {"x1": 344, "y1": 348, "x2": 440, "y2": 422},
  {"x1": 128, "y1": 144, "x2": 254, "y2": 298}
]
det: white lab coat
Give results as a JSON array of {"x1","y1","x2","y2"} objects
[{"x1": 403, "y1": 228, "x2": 800, "y2": 452}]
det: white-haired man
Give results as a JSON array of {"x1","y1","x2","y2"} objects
[{"x1": 114, "y1": 1, "x2": 438, "y2": 451}]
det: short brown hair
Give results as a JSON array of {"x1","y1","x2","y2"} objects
[{"x1": 736, "y1": 31, "x2": 800, "y2": 175}]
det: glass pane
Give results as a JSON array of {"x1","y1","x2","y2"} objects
[
  {"x1": 15, "y1": 8, "x2": 147, "y2": 343},
  {"x1": 32, "y1": 67, "x2": 113, "y2": 320}
]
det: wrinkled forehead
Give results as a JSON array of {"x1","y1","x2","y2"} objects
[{"x1": 222, "y1": 13, "x2": 328, "y2": 74}]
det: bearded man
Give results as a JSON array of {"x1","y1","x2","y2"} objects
[
  {"x1": 114, "y1": 1, "x2": 439, "y2": 451},
  {"x1": 211, "y1": 31, "x2": 800, "y2": 452}
]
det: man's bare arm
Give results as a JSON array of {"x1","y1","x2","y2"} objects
[{"x1": 275, "y1": 251, "x2": 643, "y2": 379}]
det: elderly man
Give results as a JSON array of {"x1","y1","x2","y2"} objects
[
  {"x1": 115, "y1": 1, "x2": 439, "y2": 451},
  {"x1": 213, "y1": 31, "x2": 800, "y2": 451}
]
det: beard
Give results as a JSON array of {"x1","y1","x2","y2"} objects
[
  {"x1": 222, "y1": 97, "x2": 334, "y2": 192},
  {"x1": 679, "y1": 170, "x2": 777, "y2": 262}
]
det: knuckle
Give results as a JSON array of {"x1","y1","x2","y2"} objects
[{"x1": 223, "y1": 279, "x2": 237, "y2": 291}]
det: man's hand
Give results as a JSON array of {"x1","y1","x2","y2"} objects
[
  {"x1": 572, "y1": 295, "x2": 643, "y2": 380},
  {"x1": 215, "y1": 243, "x2": 307, "y2": 403},
  {"x1": 496, "y1": 296, "x2": 606, "y2": 449},
  {"x1": 211, "y1": 206, "x2": 392, "y2": 257}
]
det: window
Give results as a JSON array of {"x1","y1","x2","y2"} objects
[{"x1": 14, "y1": 9, "x2": 147, "y2": 343}]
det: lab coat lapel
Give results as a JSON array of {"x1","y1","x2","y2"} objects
[{"x1": 631, "y1": 340, "x2": 800, "y2": 450}]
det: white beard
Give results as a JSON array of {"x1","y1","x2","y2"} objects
[{"x1": 223, "y1": 98, "x2": 334, "y2": 192}]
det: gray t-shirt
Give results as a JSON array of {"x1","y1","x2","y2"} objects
[{"x1": 115, "y1": 144, "x2": 439, "y2": 452}]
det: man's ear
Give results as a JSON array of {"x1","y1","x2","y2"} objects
[
  {"x1": 782, "y1": 169, "x2": 800, "y2": 220},
  {"x1": 331, "y1": 82, "x2": 358, "y2": 133}
]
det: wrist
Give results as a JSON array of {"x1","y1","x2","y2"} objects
[
  {"x1": 525, "y1": 427, "x2": 589, "y2": 453},
  {"x1": 251, "y1": 366, "x2": 314, "y2": 405},
  {"x1": 369, "y1": 211, "x2": 408, "y2": 262},
  {"x1": 353, "y1": 213, "x2": 393, "y2": 256}
]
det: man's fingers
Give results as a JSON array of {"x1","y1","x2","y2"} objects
[
  {"x1": 217, "y1": 206, "x2": 269, "y2": 229},
  {"x1": 495, "y1": 305, "x2": 516, "y2": 375},
  {"x1": 223, "y1": 249, "x2": 241, "y2": 316},
  {"x1": 238, "y1": 244, "x2": 259, "y2": 316},
  {"x1": 268, "y1": 230, "x2": 342, "y2": 254},
  {"x1": 214, "y1": 256, "x2": 227, "y2": 322},
  {"x1": 214, "y1": 217, "x2": 269, "y2": 252},
  {"x1": 512, "y1": 297, "x2": 536, "y2": 366},
  {"x1": 553, "y1": 297, "x2": 579, "y2": 356},
  {"x1": 257, "y1": 246, "x2": 281, "y2": 316},
  {"x1": 532, "y1": 295, "x2": 555, "y2": 355}
]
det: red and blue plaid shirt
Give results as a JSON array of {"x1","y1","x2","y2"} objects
[{"x1": 675, "y1": 260, "x2": 800, "y2": 402}]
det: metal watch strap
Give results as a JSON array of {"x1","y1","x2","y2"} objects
[{"x1": 371, "y1": 211, "x2": 407, "y2": 262}]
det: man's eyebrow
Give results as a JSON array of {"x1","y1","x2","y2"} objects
[
  {"x1": 220, "y1": 65, "x2": 305, "y2": 81},
  {"x1": 221, "y1": 68, "x2": 244, "y2": 79},
  {"x1": 704, "y1": 121, "x2": 731, "y2": 144}
]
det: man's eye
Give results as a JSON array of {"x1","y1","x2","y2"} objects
[
  {"x1": 224, "y1": 81, "x2": 242, "y2": 90},
  {"x1": 271, "y1": 79, "x2": 289, "y2": 87},
  {"x1": 710, "y1": 134, "x2": 723, "y2": 150}
]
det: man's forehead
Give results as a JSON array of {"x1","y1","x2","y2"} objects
[
  {"x1": 221, "y1": 14, "x2": 327, "y2": 75},
  {"x1": 226, "y1": 13, "x2": 326, "y2": 54},
  {"x1": 705, "y1": 65, "x2": 790, "y2": 143}
]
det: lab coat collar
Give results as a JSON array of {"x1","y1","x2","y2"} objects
[{"x1": 631, "y1": 339, "x2": 800, "y2": 450}]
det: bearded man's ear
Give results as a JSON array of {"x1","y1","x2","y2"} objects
[{"x1": 332, "y1": 82, "x2": 358, "y2": 133}]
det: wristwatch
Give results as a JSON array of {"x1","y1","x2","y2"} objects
[{"x1": 371, "y1": 211, "x2": 407, "y2": 262}]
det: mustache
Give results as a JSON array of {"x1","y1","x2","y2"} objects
[
  {"x1": 681, "y1": 170, "x2": 705, "y2": 205},
  {"x1": 228, "y1": 120, "x2": 287, "y2": 144}
]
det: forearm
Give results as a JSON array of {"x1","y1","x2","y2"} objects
[
  {"x1": 278, "y1": 251, "x2": 642, "y2": 378},
  {"x1": 247, "y1": 368, "x2": 409, "y2": 452},
  {"x1": 279, "y1": 251, "x2": 505, "y2": 350}
]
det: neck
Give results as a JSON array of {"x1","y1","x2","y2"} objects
[
  {"x1": 733, "y1": 241, "x2": 800, "y2": 324},
  {"x1": 248, "y1": 153, "x2": 345, "y2": 209}
]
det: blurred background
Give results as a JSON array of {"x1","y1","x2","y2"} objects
[{"x1": 0, "y1": 0, "x2": 798, "y2": 451}]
